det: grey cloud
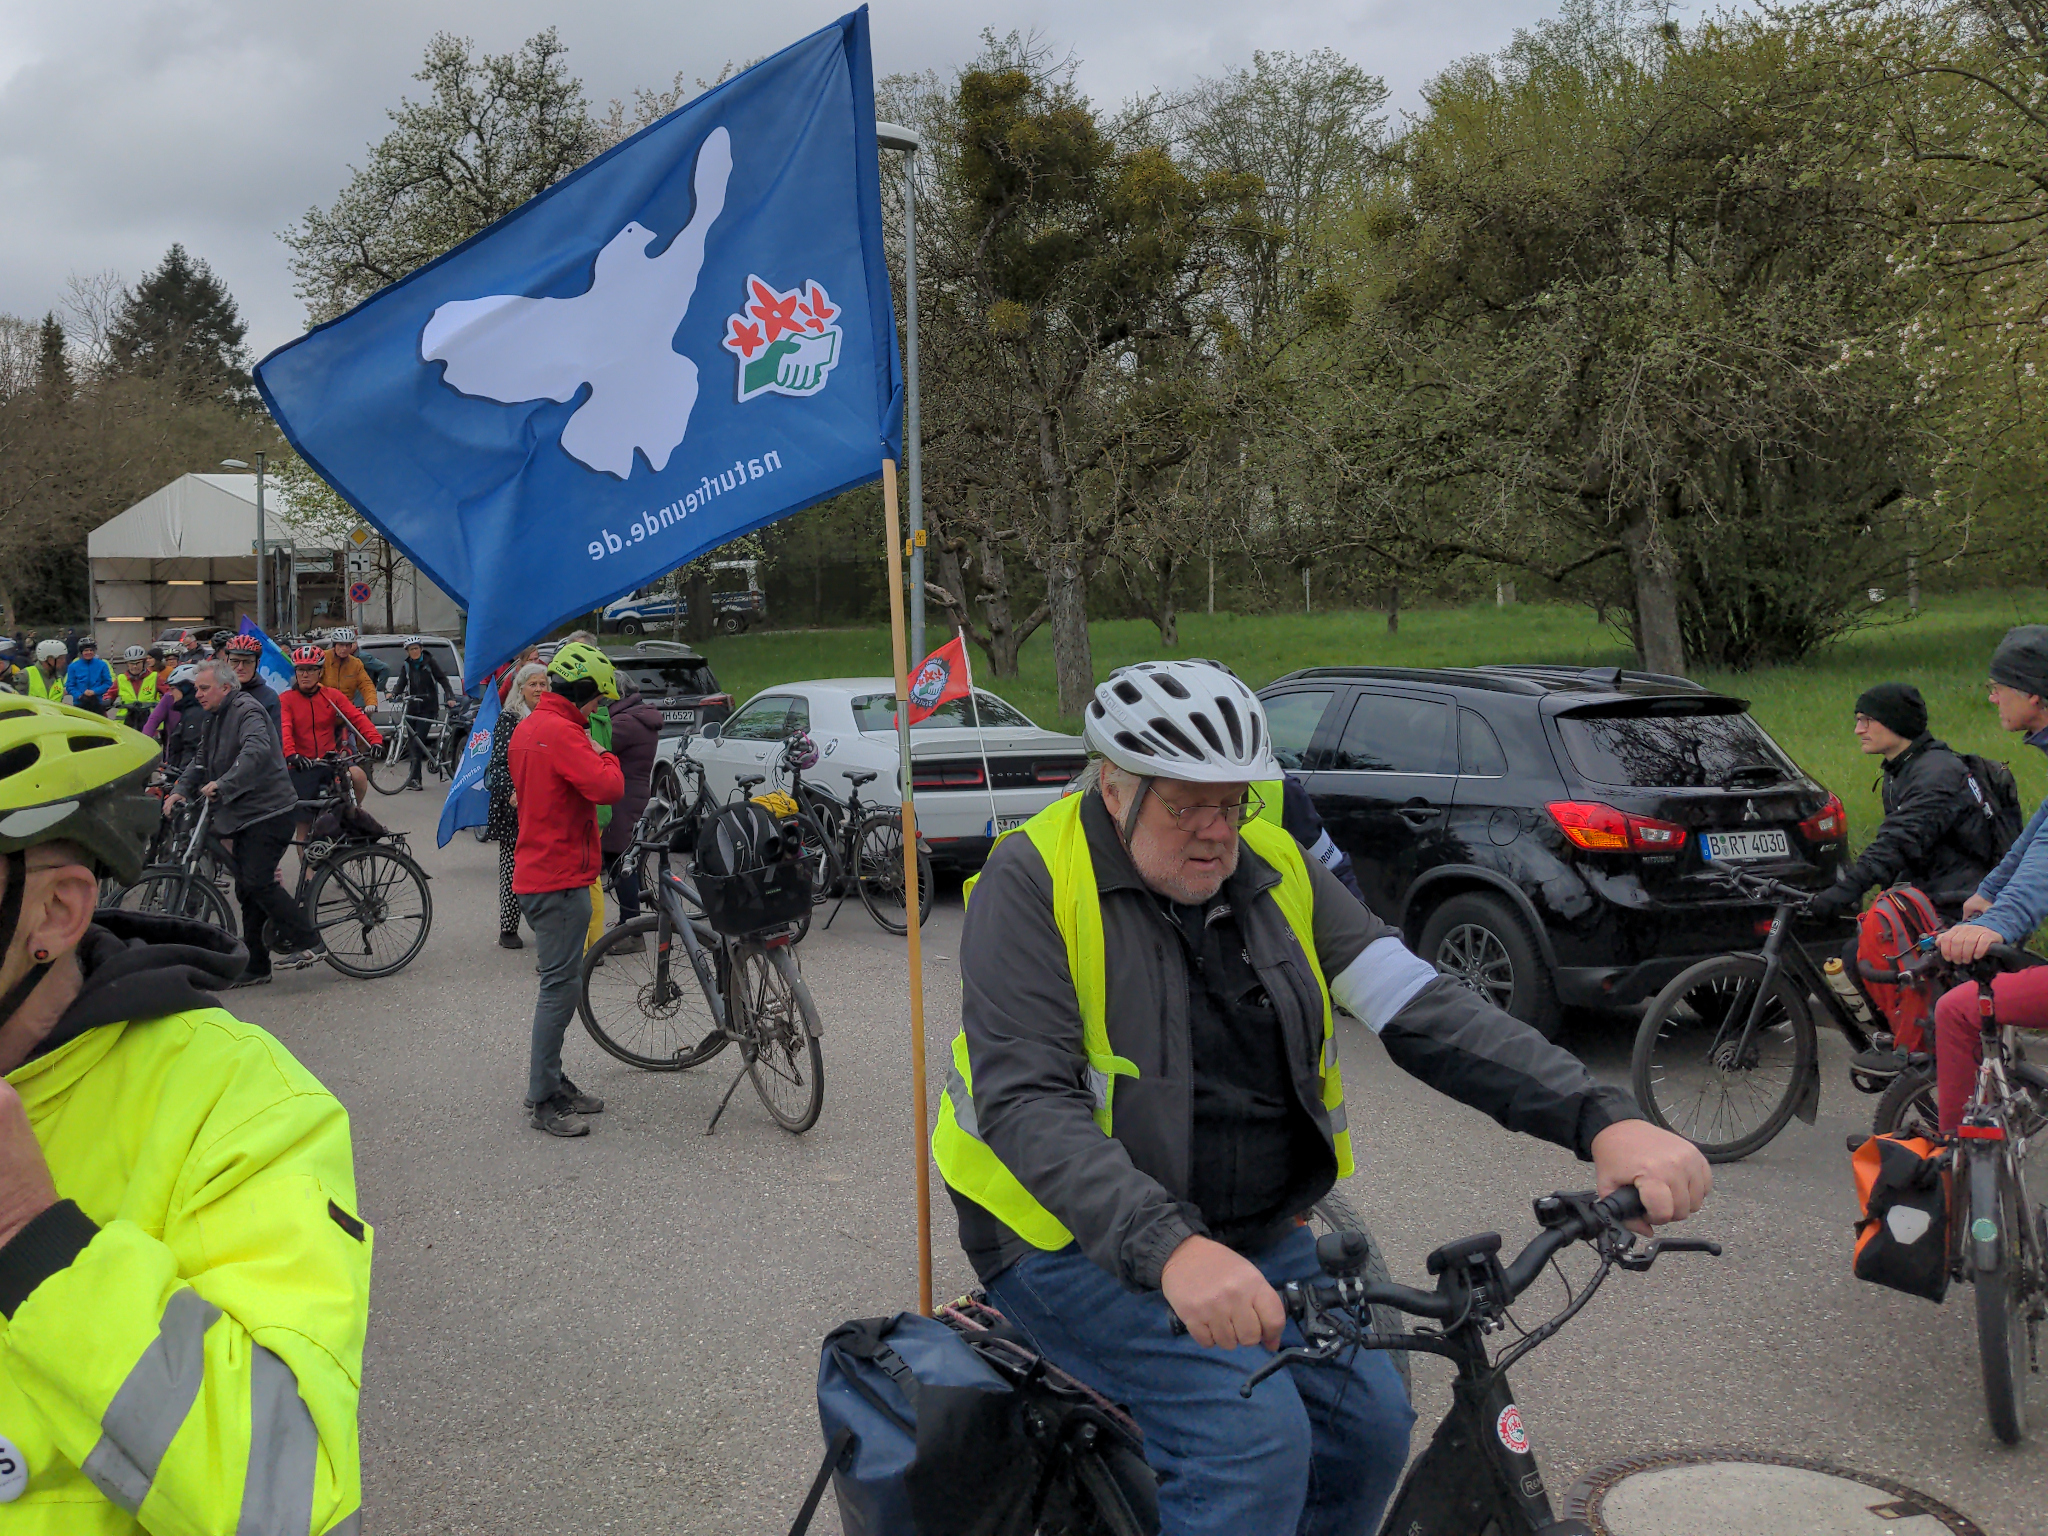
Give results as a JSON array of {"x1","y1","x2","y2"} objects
[{"x1": 0, "y1": 0, "x2": 1560, "y2": 359}]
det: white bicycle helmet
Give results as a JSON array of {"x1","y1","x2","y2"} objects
[
  {"x1": 1083, "y1": 660, "x2": 1278, "y2": 784},
  {"x1": 330, "y1": 627, "x2": 357, "y2": 643},
  {"x1": 34, "y1": 640, "x2": 65, "y2": 663}
]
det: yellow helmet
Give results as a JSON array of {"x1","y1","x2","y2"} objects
[
  {"x1": 0, "y1": 696, "x2": 162, "y2": 885},
  {"x1": 545, "y1": 641, "x2": 620, "y2": 701}
]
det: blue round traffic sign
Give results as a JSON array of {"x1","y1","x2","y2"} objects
[{"x1": 348, "y1": 581, "x2": 373, "y2": 605}]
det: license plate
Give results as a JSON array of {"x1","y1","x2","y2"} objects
[
  {"x1": 1702, "y1": 829, "x2": 1790, "y2": 862},
  {"x1": 662, "y1": 708, "x2": 697, "y2": 724},
  {"x1": 988, "y1": 815, "x2": 1030, "y2": 836}
]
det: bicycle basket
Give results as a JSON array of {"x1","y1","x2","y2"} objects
[{"x1": 695, "y1": 802, "x2": 811, "y2": 937}]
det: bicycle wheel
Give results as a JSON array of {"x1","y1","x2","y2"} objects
[
  {"x1": 734, "y1": 942, "x2": 823, "y2": 1132},
  {"x1": 1631, "y1": 953, "x2": 1816, "y2": 1162},
  {"x1": 789, "y1": 811, "x2": 840, "y2": 907},
  {"x1": 367, "y1": 732, "x2": 410, "y2": 795},
  {"x1": 1873, "y1": 1065, "x2": 1940, "y2": 1138},
  {"x1": 853, "y1": 813, "x2": 933, "y2": 935},
  {"x1": 308, "y1": 844, "x2": 433, "y2": 978},
  {"x1": 113, "y1": 868, "x2": 238, "y2": 935},
  {"x1": 1968, "y1": 1146, "x2": 2035, "y2": 1444},
  {"x1": 578, "y1": 913, "x2": 729, "y2": 1070}
]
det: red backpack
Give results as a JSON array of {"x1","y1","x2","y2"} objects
[{"x1": 1856, "y1": 885, "x2": 1942, "y2": 1053}]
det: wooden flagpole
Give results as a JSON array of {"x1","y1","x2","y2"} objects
[{"x1": 882, "y1": 457, "x2": 935, "y2": 1316}]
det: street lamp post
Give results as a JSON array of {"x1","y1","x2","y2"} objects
[
  {"x1": 876, "y1": 122, "x2": 926, "y2": 664},
  {"x1": 220, "y1": 452, "x2": 268, "y2": 631}
]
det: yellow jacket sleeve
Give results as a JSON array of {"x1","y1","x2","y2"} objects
[{"x1": 1, "y1": 1082, "x2": 370, "y2": 1535}]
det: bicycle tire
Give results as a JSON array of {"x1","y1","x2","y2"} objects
[
  {"x1": 1872, "y1": 1065, "x2": 1940, "y2": 1138},
  {"x1": 113, "y1": 867, "x2": 238, "y2": 935},
  {"x1": 308, "y1": 844, "x2": 433, "y2": 978},
  {"x1": 1631, "y1": 953, "x2": 1816, "y2": 1162},
  {"x1": 1969, "y1": 1146, "x2": 2033, "y2": 1444},
  {"x1": 853, "y1": 813, "x2": 933, "y2": 935},
  {"x1": 735, "y1": 942, "x2": 823, "y2": 1132},
  {"x1": 791, "y1": 810, "x2": 840, "y2": 908},
  {"x1": 367, "y1": 734, "x2": 410, "y2": 795},
  {"x1": 578, "y1": 913, "x2": 729, "y2": 1070}
]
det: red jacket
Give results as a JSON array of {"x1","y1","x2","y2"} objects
[
  {"x1": 279, "y1": 683, "x2": 382, "y2": 759},
  {"x1": 510, "y1": 692, "x2": 625, "y2": 894}
]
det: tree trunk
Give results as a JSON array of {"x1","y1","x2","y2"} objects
[
  {"x1": 1036, "y1": 412, "x2": 1094, "y2": 717},
  {"x1": 1386, "y1": 580, "x2": 1399, "y2": 635},
  {"x1": 685, "y1": 569, "x2": 711, "y2": 642},
  {"x1": 1619, "y1": 501, "x2": 1686, "y2": 676},
  {"x1": 1154, "y1": 553, "x2": 1180, "y2": 648}
]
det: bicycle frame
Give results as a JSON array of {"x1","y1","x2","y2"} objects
[{"x1": 1710, "y1": 878, "x2": 1877, "y2": 1091}]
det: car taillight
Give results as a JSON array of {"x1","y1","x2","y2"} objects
[
  {"x1": 912, "y1": 767, "x2": 986, "y2": 789},
  {"x1": 698, "y1": 694, "x2": 732, "y2": 711},
  {"x1": 1546, "y1": 801, "x2": 1688, "y2": 852},
  {"x1": 1799, "y1": 794, "x2": 1845, "y2": 842}
]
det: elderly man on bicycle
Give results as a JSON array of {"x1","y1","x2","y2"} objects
[
  {"x1": 1933, "y1": 625, "x2": 2048, "y2": 1131},
  {"x1": 935, "y1": 660, "x2": 1710, "y2": 1536}
]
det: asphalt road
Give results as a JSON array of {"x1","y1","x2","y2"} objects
[{"x1": 230, "y1": 788, "x2": 2048, "y2": 1535}]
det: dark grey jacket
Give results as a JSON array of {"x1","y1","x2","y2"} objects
[
  {"x1": 954, "y1": 791, "x2": 1640, "y2": 1290},
  {"x1": 174, "y1": 687, "x2": 297, "y2": 834},
  {"x1": 1830, "y1": 735, "x2": 1997, "y2": 911}
]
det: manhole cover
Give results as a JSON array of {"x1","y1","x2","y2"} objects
[{"x1": 1563, "y1": 1451, "x2": 1984, "y2": 1536}]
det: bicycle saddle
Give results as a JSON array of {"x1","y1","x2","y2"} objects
[
  {"x1": 736, "y1": 774, "x2": 766, "y2": 791},
  {"x1": 844, "y1": 770, "x2": 879, "y2": 787}
]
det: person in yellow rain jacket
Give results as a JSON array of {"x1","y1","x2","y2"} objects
[{"x1": 0, "y1": 694, "x2": 367, "y2": 1533}]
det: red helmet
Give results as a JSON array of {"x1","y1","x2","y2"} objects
[
  {"x1": 290, "y1": 645, "x2": 325, "y2": 668},
  {"x1": 224, "y1": 633, "x2": 263, "y2": 657}
]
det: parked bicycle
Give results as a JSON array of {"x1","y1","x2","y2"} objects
[
  {"x1": 366, "y1": 698, "x2": 474, "y2": 796},
  {"x1": 1631, "y1": 865, "x2": 1888, "y2": 1161},
  {"x1": 766, "y1": 734, "x2": 933, "y2": 935},
  {"x1": 1866, "y1": 941, "x2": 2047, "y2": 1444},
  {"x1": 117, "y1": 754, "x2": 434, "y2": 978},
  {"x1": 578, "y1": 801, "x2": 825, "y2": 1133},
  {"x1": 1242, "y1": 1186, "x2": 1718, "y2": 1534}
]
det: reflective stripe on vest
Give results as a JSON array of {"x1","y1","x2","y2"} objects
[{"x1": 934, "y1": 792, "x2": 1353, "y2": 1252}]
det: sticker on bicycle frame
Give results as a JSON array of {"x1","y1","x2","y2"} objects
[{"x1": 1496, "y1": 1404, "x2": 1529, "y2": 1456}]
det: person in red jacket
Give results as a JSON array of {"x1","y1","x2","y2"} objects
[
  {"x1": 510, "y1": 643, "x2": 624, "y2": 1137},
  {"x1": 281, "y1": 647, "x2": 382, "y2": 807}
]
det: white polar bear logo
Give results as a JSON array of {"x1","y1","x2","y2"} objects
[{"x1": 419, "y1": 127, "x2": 734, "y2": 479}]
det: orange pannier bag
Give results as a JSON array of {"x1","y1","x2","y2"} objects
[{"x1": 1851, "y1": 1133, "x2": 1950, "y2": 1302}]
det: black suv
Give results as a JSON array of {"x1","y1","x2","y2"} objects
[
  {"x1": 535, "y1": 640, "x2": 735, "y2": 740},
  {"x1": 1259, "y1": 665, "x2": 1850, "y2": 1037}
]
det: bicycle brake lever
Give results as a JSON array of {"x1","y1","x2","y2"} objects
[
  {"x1": 1614, "y1": 1236, "x2": 1723, "y2": 1272},
  {"x1": 1239, "y1": 1345, "x2": 1332, "y2": 1399}
]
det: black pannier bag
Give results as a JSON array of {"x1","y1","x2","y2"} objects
[
  {"x1": 693, "y1": 800, "x2": 812, "y2": 937},
  {"x1": 795, "y1": 1306, "x2": 1157, "y2": 1536}
]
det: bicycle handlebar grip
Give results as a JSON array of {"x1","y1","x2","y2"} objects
[
  {"x1": 1983, "y1": 942, "x2": 2033, "y2": 972},
  {"x1": 1602, "y1": 1187, "x2": 1646, "y2": 1224}
]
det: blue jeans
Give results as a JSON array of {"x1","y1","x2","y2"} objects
[{"x1": 986, "y1": 1224, "x2": 1413, "y2": 1536}]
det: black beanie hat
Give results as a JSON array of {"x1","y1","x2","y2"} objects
[
  {"x1": 1989, "y1": 624, "x2": 2048, "y2": 701},
  {"x1": 1855, "y1": 682, "x2": 1928, "y2": 741}
]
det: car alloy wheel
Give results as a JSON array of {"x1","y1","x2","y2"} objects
[{"x1": 1435, "y1": 922, "x2": 1515, "y2": 1010}]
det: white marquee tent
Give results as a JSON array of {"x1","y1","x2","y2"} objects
[{"x1": 87, "y1": 474, "x2": 462, "y2": 653}]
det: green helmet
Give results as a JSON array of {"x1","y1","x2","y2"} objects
[
  {"x1": 546, "y1": 641, "x2": 619, "y2": 701},
  {"x1": 0, "y1": 695, "x2": 162, "y2": 885}
]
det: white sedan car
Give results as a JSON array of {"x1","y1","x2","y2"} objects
[{"x1": 652, "y1": 677, "x2": 1088, "y2": 870}]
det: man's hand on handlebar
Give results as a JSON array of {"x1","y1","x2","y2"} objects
[
  {"x1": 1939, "y1": 922, "x2": 2006, "y2": 964},
  {"x1": 161, "y1": 792, "x2": 184, "y2": 816},
  {"x1": 1589, "y1": 1120, "x2": 1711, "y2": 1231},
  {"x1": 1961, "y1": 893, "x2": 1993, "y2": 920},
  {"x1": 1161, "y1": 1233, "x2": 1286, "y2": 1351}
]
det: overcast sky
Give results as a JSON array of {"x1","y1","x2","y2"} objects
[{"x1": 0, "y1": 0, "x2": 1569, "y2": 360}]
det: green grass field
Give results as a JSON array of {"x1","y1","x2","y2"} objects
[{"x1": 689, "y1": 589, "x2": 2048, "y2": 851}]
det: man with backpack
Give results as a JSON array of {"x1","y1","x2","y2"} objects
[
  {"x1": 1931, "y1": 626, "x2": 2048, "y2": 1131},
  {"x1": 1806, "y1": 682, "x2": 2012, "y2": 928}
]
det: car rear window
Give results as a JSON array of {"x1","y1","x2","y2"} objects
[
  {"x1": 852, "y1": 691, "x2": 1033, "y2": 732},
  {"x1": 614, "y1": 658, "x2": 717, "y2": 696},
  {"x1": 1555, "y1": 701, "x2": 1799, "y2": 788}
]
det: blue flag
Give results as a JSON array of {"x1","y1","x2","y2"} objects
[
  {"x1": 255, "y1": 9, "x2": 901, "y2": 677},
  {"x1": 437, "y1": 679, "x2": 503, "y2": 848},
  {"x1": 237, "y1": 618, "x2": 297, "y2": 696}
]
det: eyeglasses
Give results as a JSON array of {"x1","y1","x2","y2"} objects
[{"x1": 1146, "y1": 784, "x2": 1266, "y2": 833}]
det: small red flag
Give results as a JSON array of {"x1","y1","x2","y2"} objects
[{"x1": 905, "y1": 634, "x2": 973, "y2": 725}]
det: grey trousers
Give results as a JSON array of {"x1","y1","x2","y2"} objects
[{"x1": 520, "y1": 885, "x2": 591, "y2": 1107}]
